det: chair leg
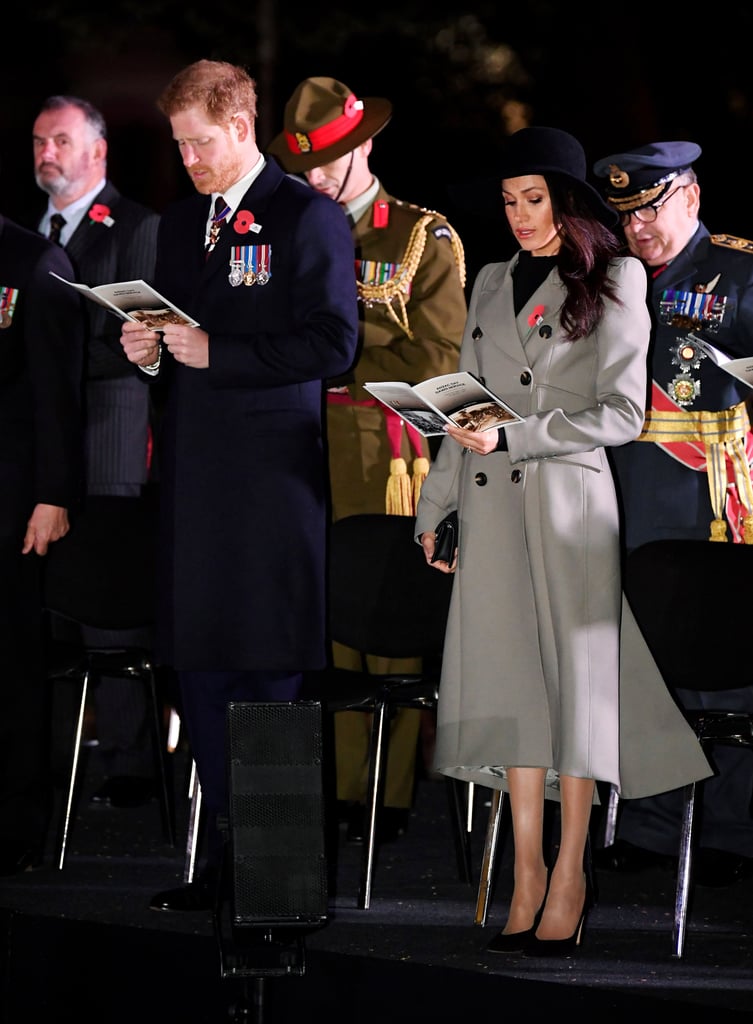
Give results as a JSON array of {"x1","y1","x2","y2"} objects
[
  {"x1": 146, "y1": 668, "x2": 175, "y2": 847},
  {"x1": 602, "y1": 783, "x2": 620, "y2": 847},
  {"x1": 359, "y1": 694, "x2": 391, "y2": 909},
  {"x1": 445, "y1": 777, "x2": 473, "y2": 885},
  {"x1": 57, "y1": 668, "x2": 90, "y2": 870},
  {"x1": 184, "y1": 759, "x2": 203, "y2": 884},
  {"x1": 673, "y1": 780, "x2": 697, "y2": 958},
  {"x1": 474, "y1": 788, "x2": 505, "y2": 926}
]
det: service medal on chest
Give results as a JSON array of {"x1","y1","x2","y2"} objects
[
  {"x1": 667, "y1": 335, "x2": 706, "y2": 405},
  {"x1": 668, "y1": 373, "x2": 701, "y2": 406}
]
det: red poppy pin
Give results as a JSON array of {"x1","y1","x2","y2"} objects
[
  {"x1": 88, "y1": 203, "x2": 114, "y2": 227},
  {"x1": 234, "y1": 210, "x2": 256, "y2": 234},
  {"x1": 527, "y1": 304, "x2": 545, "y2": 328}
]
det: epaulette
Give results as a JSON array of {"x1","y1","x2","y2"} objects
[
  {"x1": 358, "y1": 202, "x2": 466, "y2": 338},
  {"x1": 710, "y1": 234, "x2": 753, "y2": 254}
]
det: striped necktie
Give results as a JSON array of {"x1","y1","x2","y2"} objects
[{"x1": 206, "y1": 195, "x2": 229, "y2": 253}]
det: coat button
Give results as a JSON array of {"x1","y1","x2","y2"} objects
[
  {"x1": 474, "y1": 472, "x2": 487, "y2": 486},
  {"x1": 520, "y1": 371, "x2": 531, "y2": 386},
  {"x1": 511, "y1": 469, "x2": 522, "y2": 483}
]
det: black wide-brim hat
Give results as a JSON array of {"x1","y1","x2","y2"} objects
[
  {"x1": 268, "y1": 77, "x2": 392, "y2": 173},
  {"x1": 450, "y1": 126, "x2": 617, "y2": 227}
]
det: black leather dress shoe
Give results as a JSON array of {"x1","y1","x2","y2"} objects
[
  {"x1": 150, "y1": 866, "x2": 220, "y2": 912},
  {"x1": 90, "y1": 776, "x2": 156, "y2": 808},
  {"x1": 0, "y1": 840, "x2": 43, "y2": 877},
  {"x1": 150, "y1": 879, "x2": 216, "y2": 912},
  {"x1": 694, "y1": 848, "x2": 753, "y2": 887},
  {"x1": 593, "y1": 839, "x2": 676, "y2": 874},
  {"x1": 345, "y1": 805, "x2": 409, "y2": 845}
]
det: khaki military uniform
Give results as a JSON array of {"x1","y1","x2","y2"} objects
[{"x1": 329, "y1": 185, "x2": 467, "y2": 807}]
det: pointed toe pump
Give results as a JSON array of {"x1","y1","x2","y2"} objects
[{"x1": 486, "y1": 904, "x2": 545, "y2": 954}]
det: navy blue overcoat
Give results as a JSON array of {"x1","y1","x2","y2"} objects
[{"x1": 152, "y1": 159, "x2": 359, "y2": 671}]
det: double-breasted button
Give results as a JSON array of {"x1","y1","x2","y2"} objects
[
  {"x1": 511, "y1": 469, "x2": 522, "y2": 483},
  {"x1": 520, "y1": 370, "x2": 531, "y2": 386},
  {"x1": 474, "y1": 472, "x2": 487, "y2": 486}
]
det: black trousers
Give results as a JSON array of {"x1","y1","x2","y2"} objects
[{"x1": 178, "y1": 669, "x2": 303, "y2": 866}]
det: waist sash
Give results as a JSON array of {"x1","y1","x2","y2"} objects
[
  {"x1": 327, "y1": 391, "x2": 427, "y2": 515},
  {"x1": 636, "y1": 382, "x2": 753, "y2": 542}
]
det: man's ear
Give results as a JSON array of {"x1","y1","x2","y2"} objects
[
  {"x1": 685, "y1": 182, "x2": 701, "y2": 217},
  {"x1": 232, "y1": 114, "x2": 251, "y2": 143}
]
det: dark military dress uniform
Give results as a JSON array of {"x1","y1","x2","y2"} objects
[
  {"x1": 610, "y1": 223, "x2": 753, "y2": 550},
  {"x1": 593, "y1": 142, "x2": 753, "y2": 869}
]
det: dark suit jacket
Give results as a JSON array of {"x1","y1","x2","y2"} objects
[
  {"x1": 58, "y1": 181, "x2": 160, "y2": 380},
  {"x1": 0, "y1": 214, "x2": 84, "y2": 530},
  {"x1": 151, "y1": 159, "x2": 359, "y2": 671}
]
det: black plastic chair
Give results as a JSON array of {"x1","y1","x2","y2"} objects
[
  {"x1": 602, "y1": 538, "x2": 753, "y2": 957},
  {"x1": 307, "y1": 513, "x2": 471, "y2": 909},
  {"x1": 43, "y1": 491, "x2": 175, "y2": 868}
]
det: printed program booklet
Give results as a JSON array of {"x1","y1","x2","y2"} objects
[
  {"x1": 363, "y1": 371, "x2": 523, "y2": 437},
  {"x1": 690, "y1": 334, "x2": 753, "y2": 388},
  {"x1": 50, "y1": 273, "x2": 199, "y2": 330}
]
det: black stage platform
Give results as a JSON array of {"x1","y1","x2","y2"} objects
[{"x1": 2, "y1": 741, "x2": 752, "y2": 1023}]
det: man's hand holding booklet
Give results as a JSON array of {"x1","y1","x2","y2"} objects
[{"x1": 363, "y1": 371, "x2": 522, "y2": 437}]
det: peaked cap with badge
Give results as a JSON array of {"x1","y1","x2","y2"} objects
[
  {"x1": 268, "y1": 77, "x2": 393, "y2": 173},
  {"x1": 592, "y1": 141, "x2": 702, "y2": 213}
]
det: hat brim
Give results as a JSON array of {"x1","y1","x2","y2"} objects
[
  {"x1": 267, "y1": 98, "x2": 392, "y2": 172},
  {"x1": 449, "y1": 169, "x2": 618, "y2": 228}
]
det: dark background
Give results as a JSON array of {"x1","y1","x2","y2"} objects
[{"x1": 4, "y1": 1, "x2": 753, "y2": 282}]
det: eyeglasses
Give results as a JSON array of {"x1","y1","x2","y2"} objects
[{"x1": 619, "y1": 185, "x2": 686, "y2": 227}]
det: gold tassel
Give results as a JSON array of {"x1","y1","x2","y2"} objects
[
  {"x1": 386, "y1": 457, "x2": 413, "y2": 516},
  {"x1": 411, "y1": 456, "x2": 429, "y2": 513},
  {"x1": 744, "y1": 514, "x2": 753, "y2": 545},
  {"x1": 710, "y1": 517, "x2": 728, "y2": 542}
]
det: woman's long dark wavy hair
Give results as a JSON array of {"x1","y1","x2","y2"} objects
[{"x1": 545, "y1": 174, "x2": 624, "y2": 341}]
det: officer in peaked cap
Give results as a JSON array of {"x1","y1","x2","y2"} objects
[
  {"x1": 592, "y1": 140, "x2": 753, "y2": 886},
  {"x1": 594, "y1": 141, "x2": 702, "y2": 223},
  {"x1": 270, "y1": 77, "x2": 468, "y2": 841}
]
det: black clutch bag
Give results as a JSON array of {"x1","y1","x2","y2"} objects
[{"x1": 431, "y1": 510, "x2": 458, "y2": 564}]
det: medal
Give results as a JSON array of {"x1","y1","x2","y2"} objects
[
  {"x1": 668, "y1": 373, "x2": 700, "y2": 406},
  {"x1": 659, "y1": 288, "x2": 727, "y2": 334},
  {"x1": 230, "y1": 245, "x2": 272, "y2": 288},
  {"x1": 666, "y1": 335, "x2": 706, "y2": 406}
]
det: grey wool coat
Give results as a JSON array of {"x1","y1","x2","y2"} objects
[{"x1": 414, "y1": 254, "x2": 712, "y2": 801}]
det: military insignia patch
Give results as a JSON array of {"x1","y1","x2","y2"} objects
[
  {"x1": 0, "y1": 286, "x2": 19, "y2": 329},
  {"x1": 432, "y1": 226, "x2": 452, "y2": 241}
]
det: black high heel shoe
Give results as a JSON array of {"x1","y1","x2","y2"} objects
[
  {"x1": 523, "y1": 902, "x2": 587, "y2": 957},
  {"x1": 523, "y1": 873, "x2": 593, "y2": 958},
  {"x1": 486, "y1": 902, "x2": 545, "y2": 954}
]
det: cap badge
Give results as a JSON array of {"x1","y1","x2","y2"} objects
[
  {"x1": 295, "y1": 132, "x2": 312, "y2": 154},
  {"x1": 608, "y1": 164, "x2": 630, "y2": 190}
]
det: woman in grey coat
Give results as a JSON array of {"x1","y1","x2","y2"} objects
[{"x1": 415, "y1": 128, "x2": 711, "y2": 957}]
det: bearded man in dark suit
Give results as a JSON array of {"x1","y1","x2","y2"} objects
[{"x1": 120, "y1": 60, "x2": 359, "y2": 912}]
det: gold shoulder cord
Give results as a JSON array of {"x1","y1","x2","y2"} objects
[{"x1": 357, "y1": 210, "x2": 466, "y2": 340}]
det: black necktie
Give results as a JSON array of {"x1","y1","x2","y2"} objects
[
  {"x1": 48, "y1": 213, "x2": 66, "y2": 245},
  {"x1": 206, "y1": 195, "x2": 229, "y2": 252}
]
